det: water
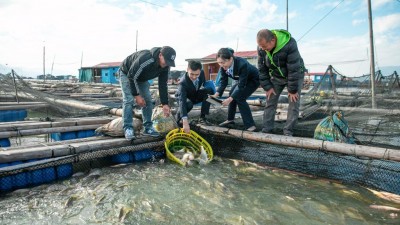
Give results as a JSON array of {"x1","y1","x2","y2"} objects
[{"x1": 0, "y1": 158, "x2": 399, "y2": 225}]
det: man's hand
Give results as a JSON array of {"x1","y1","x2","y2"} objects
[
  {"x1": 182, "y1": 119, "x2": 190, "y2": 134},
  {"x1": 135, "y1": 95, "x2": 146, "y2": 107},
  {"x1": 288, "y1": 92, "x2": 299, "y2": 103},
  {"x1": 209, "y1": 92, "x2": 219, "y2": 99},
  {"x1": 265, "y1": 88, "x2": 276, "y2": 100},
  {"x1": 222, "y1": 96, "x2": 233, "y2": 106},
  {"x1": 162, "y1": 104, "x2": 170, "y2": 117}
]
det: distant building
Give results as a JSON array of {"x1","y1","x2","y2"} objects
[
  {"x1": 78, "y1": 61, "x2": 182, "y2": 84},
  {"x1": 37, "y1": 74, "x2": 75, "y2": 81},
  {"x1": 79, "y1": 62, "x2": 120, "y2": 84},
  {"x1": 306, "y1": 72, "x2": 338, "y2": 83},
  {"x1": 187, "y1": 50, "x2": 258, "y2": 86}
]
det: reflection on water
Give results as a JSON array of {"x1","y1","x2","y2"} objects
[{"x1": 0, "y1": 158, "x2": 399, "y2": 224}]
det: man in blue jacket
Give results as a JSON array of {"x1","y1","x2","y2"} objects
[
  {"x1": 257, "y1": 29, "x2": 305, "y2": 136},
  {"x1": 119, "y1": 46, "x2": 176, "y2": 140},
  {"x1": 175, "y1": 60, "x2": 214, "y2": 133}
]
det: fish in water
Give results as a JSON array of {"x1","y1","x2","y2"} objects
[
  {"x1": 195, "y1": 145, "x2": 209, "y2": 165},
  {"x1": 369, "y1": 204, "x2": 400, "y2": 212},
  {"x1": 181, "y1": 152, "x2": 195, "y2": 165}
]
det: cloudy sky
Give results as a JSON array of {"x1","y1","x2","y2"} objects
[{"x1": 0, "y1": 0, "x2": 399, "y2": 77}]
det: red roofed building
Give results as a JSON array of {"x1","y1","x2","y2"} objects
[{"x1": 189, "y1": 50, "x2": 258, "y2": 81}]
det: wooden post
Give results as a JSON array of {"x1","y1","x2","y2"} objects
[
  {"x1": 10, "y1": 69, "x2": 20, "y2": 103},
  {"x1": 367, "y1": 0, "x2": 377, "y2": 109}
]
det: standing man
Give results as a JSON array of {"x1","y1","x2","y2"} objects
[
  {"x1": 119, "y1": 46, "x2": 176, "y2": 140},
  {"x1": 175, "y1": 60, "x2": 214, "y2": 133},
  {"x1": 257, "y1": 29, "x2": 305, "y2": 136}
]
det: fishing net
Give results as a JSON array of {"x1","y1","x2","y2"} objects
[
  {"x1": 0, "y1": 71, "x2": 112, "y2": 118},
  {"x1": 298, "y1": 66, "x2": 400, "y2": 149},
  {"x1": 191, "y1": 126, "x2": 400, "y2": 195}
]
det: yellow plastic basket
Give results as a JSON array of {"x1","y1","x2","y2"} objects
[{"x1": 164, "y1": 128, "x2": 213, "y2": 166}]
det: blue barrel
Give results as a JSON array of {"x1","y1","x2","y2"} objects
[
  {"x1": 85, "y1": 129, "x2": 95, "y2": 138},
  {"x1": 133, "y1": 149, "x2": 164, "y2": 162},
  {"x1": 60, "y1": 132, "x2": 77, "y2": 140},
  {"x1": 51, "y1": 132, "x2": 77, "y2": 141},
  {"x1": 0, "y1": 163, "x2": 13, "y2": 192},
  {"x1": 42, "y1": 167, "x2": 56, "y2": 183},
  {"x1": 10, "y1": 161, "x2": 29, "y2": 189},
  {"x1": 30, "y1": 169, "x2": 44, "y2": 185},
  {"x1": 0, "y1": 111, "x2": 5, "y2": 122},
  {"x1": 56, "y1": 164, "x2": 73, "y2": 179},
  {"x1": 0, "y1": 110, "x2": 11, "y2": 122},
  {"x1": 50, "y1": 133, "x2": 61, "y2": 141},
  {"x1": 18, "y1": 110, "x2": 28, "y2": 121},
  {"x1": 27, "y1": 159, "x2": 44, "y2": 185},
  {"x1": 111, "y1": 153, "x2": 133, "y2": 164},
  {"x1": 76, "y1": 130, "x2": 86, "y2": 139},
  {"x1": 0, "y1": 138, "x2": 11, "y2": 147}
]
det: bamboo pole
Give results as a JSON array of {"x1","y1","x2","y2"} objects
[
  {"x1": 0, "y1": 124, "x2": 102, "y2": 138},
  {"x1": 0, "y1": 102, "x2": 47, "y2": 105},
  {"x1": 0, "y1": 103, "x2": 49, "y2": 110},
  {"x1": 318, "y1": 106, "x2": 400, "y2": 115},
  {"x1": 7, "y1": 91, "x2": 111, "y2": 112},
  {"x1": 0, "y1": 136, "x2": 163, "y2": 163},
  {"x1": 4, "y1": 136, "x2": 113, "y2": 151},
  {"x1": 0, "y1": 117, "x2": 113, "y2": 132},
  {"x1": 198, "y1": 125, "x2": 400, "y2": 162}
]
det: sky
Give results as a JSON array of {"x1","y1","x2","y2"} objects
[{"x1": 0, "y1": 0, "x2": 399, "y2": 77}]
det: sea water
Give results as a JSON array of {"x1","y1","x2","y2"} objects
[{"x1": 0, "y1": 158, "x2": 398, "y2": 225}]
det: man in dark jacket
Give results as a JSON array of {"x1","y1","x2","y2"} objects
[
  {"x1": 119, "y1": 46, "x2": 176, "y2": 140},
  {"x1": 175, "y1": 60, "x2": 214, "y2": 133},
  {"x1": 257, "y1": 29, "x2": 304, "y2": 136}
]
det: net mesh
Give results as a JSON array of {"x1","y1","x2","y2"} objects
[{"x1": 191, "y1": 126, "x2": 400, "y2": 195}]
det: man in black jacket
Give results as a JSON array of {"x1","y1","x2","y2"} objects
[
  {"x1": 257, "y1": 29, "x2": 304, "y2": 136},
  {"x1": 175, "y1": 60, "x2": 214, "y2": 133},
  {"x1": 119, "y1": 46, "x2": 176, "y2": 140}
]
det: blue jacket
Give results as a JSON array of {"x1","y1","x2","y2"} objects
[
  {"x1": 216, "y1": 56, "x2": 260, "y2": 99},
  {"x1": 175, "y1": 70, "x2": 206, "y2": 118}
]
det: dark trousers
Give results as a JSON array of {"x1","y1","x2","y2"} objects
[
  {"x1": 176, "y1": 88, "x2": 212, "y2": 123},
  {"x1": 227, "y1": 80, "x2": 258, "y2": 129},
  {"x1": 262, "y1": 77, "x2": 304, "y2": 135}
]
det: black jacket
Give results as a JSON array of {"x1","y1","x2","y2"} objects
[
  {"x1": 120, "y1": 47, "x2": 169, "y2": 105},
  {"x1": 257, "y1": 30, "x2": 304, "y2": 94},
  {"x1": 217, "y1": 56, "x2": 260, "y2": 99},
  {"x1": 175, "y1": 70, "x2": 206, "y2": 118}
]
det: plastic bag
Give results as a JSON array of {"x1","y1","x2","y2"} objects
[
  {"x1": 314, "y1": 111, "x2": 356, "y2": 144},
  {"x1": 95, "y1": 117, "x2": 143, "y2": 137},
  {"x1": 152, "y1": 105, "x2": 178, "y2": 134}
]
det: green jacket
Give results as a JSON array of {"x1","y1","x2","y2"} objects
[{"x1": 257, "y1": 29, "x2": 304, "y2": 94}]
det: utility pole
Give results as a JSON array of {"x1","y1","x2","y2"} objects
[
  {"x1": 43, "y1": 42, "x2": 46, "y2": 82},
  {"x1": 367, "y1": 0, "x2": 377, "y2": 108},
  {"x1": 286, "y1": 0, "x2": 289, "y2": 31},
  {"x1": 136, "y1": 30, "x2": 138, "y2": 52}
]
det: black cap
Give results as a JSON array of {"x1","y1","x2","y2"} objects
[{"x1": 161, "y1": 46, "x2": 176, "y2": 67}]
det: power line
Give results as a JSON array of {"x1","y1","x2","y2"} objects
[
  {"x1": 135, "y1": 0, "x2": 257, "y2": 30},
  {"x1": 298, "y1": 0, "x2": 344, "y2": 42},
  {"x1": 306, "y1": 58, "x2": 367, "y2": 66}
]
